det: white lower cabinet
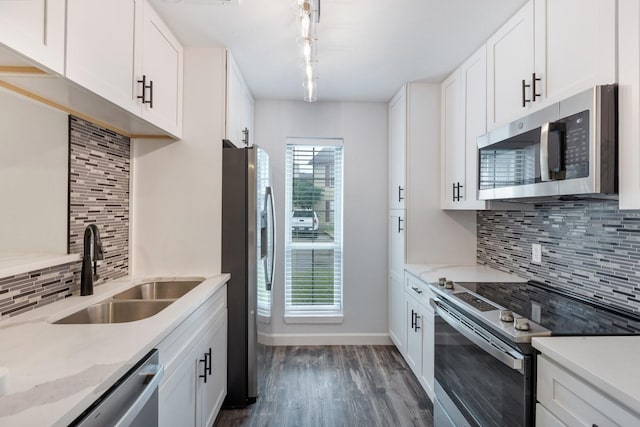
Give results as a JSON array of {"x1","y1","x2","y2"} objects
[
  {"x1": 158, "y1": 285, "x2": 227, "y2": 427},
  {"x1": 403, "y1": 272, "x2": 435, "y2": 401},
  {"x1": 419, "y1": 301, "x2": 434, "y2": 400},
  {"x1": 536, "y1": 355, "x2": 640, "y2": 426},
  {"x1": 405, "y1": 296, "x2": 422, "y2": 374}
]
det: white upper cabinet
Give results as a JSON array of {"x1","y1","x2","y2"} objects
[
  {"x1": 487, "y1": 0, "x2": 617, "y2": 130},
  {"x1": 534, "y1": 0, "x2": 616, "y2": 106},
  {"x1": 226, "y1": 52, "x2": 254, "y2": 147},
  {"x1": 486, "y1": 1, "x2": 535, "y2": 129},
  {"x1": 65, "y1": 0, "x2": 183, "y2": 137},
  {"x1": 441, "y1": 45, "x2": 488, "y2": 210},
  {"x1": 140, "y1": 1, "x2": 184, "y2": 137},
  {"x1": 389, "y1": 87, "x2": 406, "y2": 210},
  {"x1": 619, "y1": 0, "x2": 640, "y2": 209},
  {"x1": 0, "y1": 0, "x2": 65, "y2": 74},
  {"x1": 66, "y1": 0, "x2": 142, "y2": 115},
  {"x1": 440, "y1": 69, "x2": 464, "y2": 209}
]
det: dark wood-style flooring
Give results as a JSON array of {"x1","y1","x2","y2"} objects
[{"x1": 215, "y1": 345, "x2": 433, "y2": 427}]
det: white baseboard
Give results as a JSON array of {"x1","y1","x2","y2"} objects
[{"x1": 257, "y1": 332, "x2": 392, "y2": 346}]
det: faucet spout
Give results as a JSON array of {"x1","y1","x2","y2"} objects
[{"x1": 81, "y1": 224, "x2": 103, "y2": 296}]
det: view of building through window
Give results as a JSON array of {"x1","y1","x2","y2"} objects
[{"x1": 284, "y1": 140, "x2": 343, "y2": 316}]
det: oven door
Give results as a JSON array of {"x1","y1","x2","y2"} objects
[{"x1": 431, "y1": 298, "x2": 533, "y2": 427}]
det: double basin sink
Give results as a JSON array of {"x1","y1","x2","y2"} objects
[{"x1": 54, "y1": 279, "x2": 204, "y2": 324}]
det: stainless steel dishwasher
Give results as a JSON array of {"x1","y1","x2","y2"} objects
[{"x1": 70, "y1": 349, "x2": 164, "y2": 427}]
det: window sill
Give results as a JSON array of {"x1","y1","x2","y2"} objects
[{"x1": 284, "y1": 314, "x2": 344, "y2": 324}]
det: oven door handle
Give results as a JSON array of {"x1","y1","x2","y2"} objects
[{"x1": 431, "y1": 298, "x2": 524, "y2": 371}]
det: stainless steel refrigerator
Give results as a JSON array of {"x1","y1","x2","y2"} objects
[{"x1": 221, "y1": 141, "x2": 274, "y2": 408}]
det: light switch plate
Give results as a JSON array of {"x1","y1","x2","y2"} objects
[{"x1": 532, "y1": 243, "x2": 542, "y2": 264}]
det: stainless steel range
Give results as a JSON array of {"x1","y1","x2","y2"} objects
[{"x1": 429, "y1": 279, "x2": 640, "y2": 427}]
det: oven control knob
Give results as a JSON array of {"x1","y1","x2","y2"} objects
[
  {"x1": 500, "y1": 310, "x2": 514, "y2": 323},
  {"x1": 514, "y1": 317, "x2": 531, "y2": 331},
  {"x1": 438, "y1": 277, "x2": 446, "y2": 286},
  {"x1": 444, "y1": 280, "x2": 454, "y2": 290}
]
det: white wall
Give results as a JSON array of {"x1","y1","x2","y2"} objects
[
  {"x1": 406, "y1": 84, "x2": 476, "y2": 264},
  {"x1": 255, "y1": 100, "x2": 390, "y2": 344},
  {"x1": 0, "y1": 89, "x2": 68, "y2": 254},
  {"x1": 131, "y1": 47, "x2": 225, "y2": 277}
]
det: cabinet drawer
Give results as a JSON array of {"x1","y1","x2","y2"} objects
[
  {"x1": 405, "y1": 273, "x2": 433, "y2": 310},
  {"x1": 536, "y1": 403, "x2": 565, "y2": 427},
  {"x1": 537, "y1": 355, "x2": 640, "y2": 426}
]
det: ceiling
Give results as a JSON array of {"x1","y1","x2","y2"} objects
[{"x1": 150, "y1": 0, "x2": 528, "y2": 103}]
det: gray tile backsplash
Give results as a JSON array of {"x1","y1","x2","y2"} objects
[
  {"x1": 69, "y1": 116, "x2": 130, "y2": 285},
  {"x1": 0, "y1": 117, "x2": 130, "y2": 319},
  {"x1": 477, "y1": 200, "x2": 640, "y2": 313}
]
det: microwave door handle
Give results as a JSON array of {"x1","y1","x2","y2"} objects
[{"x1": 540, "y1": 122, "x2": 551, "y2": 182}]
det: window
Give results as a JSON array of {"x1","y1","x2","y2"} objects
[{"x1": 284, "y1": 139, "x2": 343, "y2": 321}]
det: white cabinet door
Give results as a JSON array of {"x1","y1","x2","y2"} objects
[
  {"x1": 619, "y1": 0, "x2": 640, "y2": 209},
  {"x1": 66, "y1": 0, "x2": 142, "y2": 115},
  {"x1": 487, "y1": 1, "x2": 535, "y2": 129},
  {"x1": 226, "y1": 52, "x2": 254, "y2": 147},
  {"x1": 537, "y1": 355, "x2": 640, "y2": 426},
  {"x1": 389, "y1": 87, "x2": 406, "y2": 210},
  {"x1": 388, "y1": 209, "x2": 405, "y2": 279},
  {"x1": 460, "y1": 45, "x2": 488, "y2": 210},
  {"x1": 159, "y1": 339, "x2": 200, "y2": 427},
  {"x1": 534, "y1": 0, "x2": 616, "y2": 106},
  {"x1": 0, "y1": 0, "x2": 65, "y2": 74},
  {"x1": 442, "y1": 44, "x2": 488, "y2": 210},
  {"x1": 198, "y1": 310, "x2": 228, "y2": 427},
  {"x1": 140, "y1": 0, "x2": 184, "y2": 137},
  {"x1": 419, "y1": 303, "x2": 434, "y2": 400},
  {"x1": 440, "y1": 69, "x2": 464, "y2": 209},
  {"x1": 388, "y1": 273, "x2": 406, "y2": 355},
  {"x1": 405, "y1": 296, "x2": 422, "y2": 376}
]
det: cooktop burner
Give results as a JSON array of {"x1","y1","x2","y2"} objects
[
  {"x1": 429, "y1": 279, "x2": 640, "y2": 344},
  {"x1": 455, "y1": 281, "x2": 640, "y2": 336}
]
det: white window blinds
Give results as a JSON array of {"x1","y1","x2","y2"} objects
[{"x1": 284, "y1": 141, "x2": 343, "y2": 317}]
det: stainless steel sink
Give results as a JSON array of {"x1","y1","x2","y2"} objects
[
  {"x1": 111, "y1": 280, "x2": 203, "y2": 300},
  {"x1": 54, "y1": 300, "x2": 174, "y2": 324}
]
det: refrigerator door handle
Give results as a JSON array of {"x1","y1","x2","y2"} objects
[{"x1": 265, "y1": 186, "x2": 276, "y2": 291}]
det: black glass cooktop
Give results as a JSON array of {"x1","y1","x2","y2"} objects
[{"x1": 455, "y1": 281, "x2": 640, "y2": 336}]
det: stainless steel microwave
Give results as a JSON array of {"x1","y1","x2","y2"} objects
[{"x1": 477, "y1": 85, "x2": 617, "y2": 201}]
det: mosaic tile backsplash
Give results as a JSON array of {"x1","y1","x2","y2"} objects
[
  {"x1": 477, "y1": 200, "x2": 640, "y2": 314},
  {"x1": 0, "y1": 117, "x2": 130, "y2": 319},
  {"x1": 69, "y1": 116, "x2": 130, "y2": 284}
]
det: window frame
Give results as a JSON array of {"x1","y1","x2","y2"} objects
[{"x1": 283, "y1": 138, "x2": 344, "y2": 324}]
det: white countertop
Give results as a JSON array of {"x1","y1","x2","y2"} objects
[
  {"x1": 0, "y1": 253, "x2": 81, "y2": 280},
  {"x1": 0, "y1": 273, "x2": 230, "y2": 427},
  {"x1": 405, "y1": 263, "x2": 526, "y2": 284},
  {"x1": 532, "y1": 336, "x2": 640, "y2": 415}
]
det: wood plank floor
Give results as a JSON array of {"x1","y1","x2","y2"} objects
[{"x1": 215, "y1": 345, "x2": 433, "y2": 427}]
